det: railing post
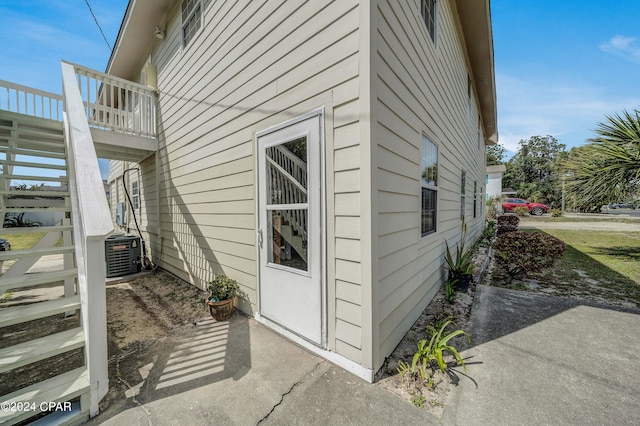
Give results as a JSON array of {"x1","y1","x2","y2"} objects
[{"x1": 62, "y1": 61, "x2": 114, "y2": 417}]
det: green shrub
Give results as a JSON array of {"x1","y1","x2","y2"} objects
[
  {"x1": 445, "y1": 279, "x2": 457, "y2": 303},
  {"x1": 493, "y1": 231, "x2": 566, "y2": 280},
  {"x1": 413, "y1": 319, "x2": 470, "y2": 374},
  {"x1": 512, "y1": 206, "x2": 529, "y2": 217},
  {"x1": 482, "y1": 219, "x2": 497, "y2": 240},
  {"x1": 497, "y1": 214, "x2": 520, "y2": 234},
  {"x1": 208, "y1": 275, "x2": 239, "y2": 301},
  {"x1": 397, "y1": 318, "x2": 469, "y2": 392},
  {"x1": 551, "y1": 209, "x2": 563, "y2": 217}
]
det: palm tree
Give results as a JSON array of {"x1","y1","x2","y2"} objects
[{"x1": 564, "y1": 109, "x2": 640, "y2": 208}]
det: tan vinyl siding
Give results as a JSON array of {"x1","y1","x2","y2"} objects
[
  {"x1": 374, "y1": 0, "x2": 486, "y2": 367},
  {"x1": 106, "y1": 0, "x2": 367, "y2": 362},
  {"x1": 333, "y1": 96, "x2": 364, "y2": 359}
]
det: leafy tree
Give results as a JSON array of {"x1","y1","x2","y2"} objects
[
  {"x1": 503, "y1": 135, "x2": 566, "y2": 206},
  {"x1": 486, "y1": 144, "x2": 506, "y2": 165},
  {"x1": 564, "y1": 109, "x2": 640, "y2": 208}
]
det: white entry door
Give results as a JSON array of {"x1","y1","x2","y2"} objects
[{"x1": 257, "y1": 113, "x2": 323, "y2": 345}]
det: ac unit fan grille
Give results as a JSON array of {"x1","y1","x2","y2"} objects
[{"x1": 105, "y1": 236, "x2": 141, "y2": 278}]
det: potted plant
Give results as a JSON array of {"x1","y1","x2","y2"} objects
[
  {"x1": 206, "y1": 274, "x2": 239, "y2": 321},
  {"x1": 444, "y1": 220, "x2": 473, "y2": 292}
]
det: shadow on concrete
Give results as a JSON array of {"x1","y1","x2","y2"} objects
[
  {"x1": 141, "y1": 314, "x2": 252, "y2": 400},
  {"x1": 467, "y1": 285, "x2": 640, "y2": 349},
  {"x1": 443, "y1": 284, "x2": 640, "y2": 426},
  {"x1": 91, "y1": 312, "x2": 252, "y2": 425},
  {"x1": 477, "y1": 228, "x2": 640, "y2": 348}
]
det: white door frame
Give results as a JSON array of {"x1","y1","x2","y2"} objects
[{"x1": 254, "y1": 108, "x2": 326, "y2": 347}]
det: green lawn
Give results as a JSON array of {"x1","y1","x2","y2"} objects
[
  {"x1": 491, "y1": 229, "x2": 640, "y2": 308},
  {"x1": 0, "y1": 232, "x2": 46, "y2": 251}
]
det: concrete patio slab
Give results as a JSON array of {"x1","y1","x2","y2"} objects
[{"x1": 443, "y1": 285, "x2": 640, "y2": 426}]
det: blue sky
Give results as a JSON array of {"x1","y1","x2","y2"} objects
[
  {"x1": 0, "y1": 0, "x2": 129, "y2": 179},
  {"x1": 492, "y1": 0, "x2": 640, "y2": 155},
  {"x1": 1, "y1": 0, "x2": 639, "y2": 163}
]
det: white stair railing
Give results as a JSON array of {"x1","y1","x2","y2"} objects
[
  {"x1": 273, "y1": 145, "x2": 307, "y2": 188},
  {"x1": 62, "y1": 61, "x2": 114, "y2": 417},
  {"x1": 266, "y1": 146, "x2": 308, "y2": 245},
  {"x1": 63, "y1": 60, "x2": 156, "y2": 138},
  {"x1": 0, "y1": 79, "x2": 63, "y2": 120}
]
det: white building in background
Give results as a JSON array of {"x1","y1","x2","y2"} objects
[{"x1": 486, "y1": 164, "x2": 506, "y2": 198}]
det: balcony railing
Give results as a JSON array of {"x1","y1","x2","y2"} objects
[
  {"x1": 1, "y1": 64, "x2": 157, "y2": 140},
  {"x1": 65, "y1": 61, "x2": 156, "y2": 138},
  {"x1": 0, "y1": 79, "x2": 64, "y2": 120}
]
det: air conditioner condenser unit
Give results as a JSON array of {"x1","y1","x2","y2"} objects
[{"x1": 105, "y1": 234, "x2": 142, "y2": 278}]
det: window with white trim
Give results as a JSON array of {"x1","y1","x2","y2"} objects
[
  {"x1": 421, "y1": 135, "x2": 438, "y2": 236},
  {"x1": 473, "y1": 180, "x2": 477, "y2": 218},
  {"x1": 460, "y1": 171, "x2": 466, "y2": 221},
  {"x1": 182, "y1": 0, "x2": 202, "y2": 47},
  {"x1": 420, "y1": 0, "x2": 436, "y2": 43},
  {"x1": 131, "y1": 181, "x2": 139, "y2": 210},
  {"x1": 467, "y1": 76, "x2": 472, "y2": 126}
]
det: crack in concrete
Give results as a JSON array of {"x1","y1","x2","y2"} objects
[{"x1": 256, "y1": 361, "x2": 325, "y2": 425}]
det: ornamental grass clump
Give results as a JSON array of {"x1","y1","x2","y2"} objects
[{"x1": 493, "y1": 231, "x2": 566, "y2": 281}]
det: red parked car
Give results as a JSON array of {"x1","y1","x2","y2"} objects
[{"x1": 501, "y1": 198, "x2": 549, "y2": 216}]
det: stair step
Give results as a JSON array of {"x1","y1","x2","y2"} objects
[
  {"x1": 0, "y1": 122, "x2": 64, "y2": 138},
  {"x1": 0, "y1": 110, "x2": 62, "y2": 127},
  {"x1": 0, "y1": 111, "x2": 64, "y2": 131},
  {"x1": 0, "y1": 327, "x2": 85, "y2": 374},
  {"x1": 0, "y1": 295, "x2": 80, "y2": 328},
  {"x1": 0, "y1": 146, "x2": 67, "y2": 160},
  {"x1": 30, "y1": 400, "x2": 88, "y2": 426},
  {"x1": 0, "y1": 224, "x2": 73, "y2": 234},
  {"x1": 1, "y1": 190, "x2": 69, "y2": 197},
  {"x1": 279, "y1": 223, "x2": 307, "y2": 263},
  {"x1": 0, "y1": 174, "x2": 68, "y2": 182},
  {"x1": 0, "y1": 245, "x2": 75, "y2": 262},
  {"x1": 12, "y1": 125, "x2": 65, "y2": 141},
  {"x1": 0, "y1": 136, "x2": 66, "y2": 152},
  {"x1": 0, "y1": 268, "x2": 78, "y2": 293},
  {"x1": 2, "y1": 159, "x2": 67, "y2": 170},
  {"x1": 1, "y1": 206, "x2": 70, "y2": 213},
  {"x1": 0, "y1": 367, "x2": 89, "y2": 425}
]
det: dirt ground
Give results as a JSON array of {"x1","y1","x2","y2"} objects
[{"x1": 98, "y1": 270, "x2": 212, "y2": 414}]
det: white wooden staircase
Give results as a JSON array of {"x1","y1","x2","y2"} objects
[
  {"x1": 266, "y1": 144, "x2": 308, "y2": 264},
  {"x1": 0, "y1": 62, "x2": 155, "y2": 424},
  {"x1": 0, "y1": 111, "x2": 90, "y2": 425}
]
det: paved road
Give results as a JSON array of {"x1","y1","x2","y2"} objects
[
  {"x1": 601, "y1": 209, "x2": 640, "y2": 218},
  {"x1": 520, "y1": 215, "x2": 640, "y2": 232}
]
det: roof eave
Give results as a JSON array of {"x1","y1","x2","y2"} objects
[
  {"x1": 454, "y1": 0, "x2": 498, "y2": 145},
  {"x1": 106, "y1": 0, "x2": 175, "y2": 80}
]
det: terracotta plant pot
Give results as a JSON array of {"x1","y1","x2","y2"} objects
[{"x1": 206, "y1": 298, "x2": 234, "y2": 321}]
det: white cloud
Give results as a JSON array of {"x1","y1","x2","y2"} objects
[
  {"x1": 496, "y1": 72, "x2": 640, "y2": 151},
  {"x1": 599, "y1": 35, "x2": 640, "y2": 63}
]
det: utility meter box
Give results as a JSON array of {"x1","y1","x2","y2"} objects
[{"x1": 105, "y1": 234, "x2": 141, "y2": 278}]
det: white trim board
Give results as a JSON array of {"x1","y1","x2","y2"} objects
[{"x1": 255, "y1": 313, "x2": 374, "y2": 383}]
